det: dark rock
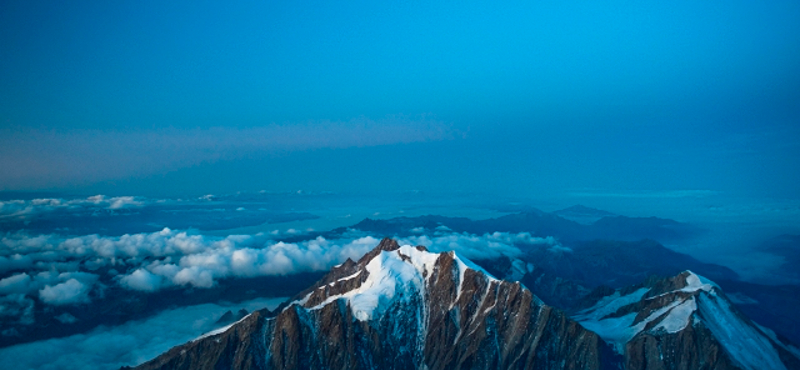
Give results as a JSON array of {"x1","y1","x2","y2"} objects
[{"x1": 214, "y1": 310, "x2": 234, "y2": 325}]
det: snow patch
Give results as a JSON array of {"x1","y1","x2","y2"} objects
[
  {"x1": 451, "y1": 251, "x2": 497, "y2": 303},
  {"x1": 346, "y1": 250, "x2": 422, "y2": 321},
  {"x1": 293, "y1": 292, "x2": 312, "y2": 307},
  {"x1": 307, "y1": 246, "x2": 434, "y2": 321},
  {"x1": 698, "y1": 293, "x2": 787, "y2": 370},
  {"x1": 293, "y1": 245, "x2": 496, "y2": 323},
  {"x1": 328, "y1": 271, "x2": 361, "y2": 286},
  {"x1": 195, "y1": 321, "x2": 237, "y2": 341},
  {"x1": 681, "y1": 271, "x2": 717, "y2": 293},
  {"x1": 577, "y1": 271, "x2": 790, "y2": 369},
  {"x1": 573, "y1": 288, "x2": 649, "y2": 353},
  {"x1": 575, "y1": 288, "x2": 649, "y2": 321},
  {"x1": 652, "y1": 297, "x2": 696, "y2": 333},
  {"x1": 577, "y1": 297, "x2": 683, "y2": 353},
  {"x1": 575, "y1": 287, "x2": 700, "y2": 353}
]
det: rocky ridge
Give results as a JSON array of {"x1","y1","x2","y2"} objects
[
  {"x1": 574, "y1": 271, "x2": 800, "y2": 370},
  {"x1": 131, "y1": 238, "x2": 615, "y2": 370}
]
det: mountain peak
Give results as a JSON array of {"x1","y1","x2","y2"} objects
[
  {"x1": 376, "y1": 237, "x2": 401, "y2": 251},
  {"x1": 633, "y1": 270, "x2": 718, "y2": 301},
  {"x1": 291, "y1": 242, "x2": 496, "y2": 322},
  {"x1": 352, "y1": 237, "x2": 428, "y2": 264},
  {"x1": 575, "y1": 271, "x2": 800, "y2": 370},
  {"x1": 133, "y1": 239, "x2": 611, "y2": 370}
]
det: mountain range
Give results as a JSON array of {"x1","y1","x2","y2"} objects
[
  {"x1": 129, "y1": 239, "x2": 800, "y2": 370},
  {"x1": 4, "y1": 206, "x2": 798, "y2": 358},
  {"x1": 320, "y1": 208, "x2": 701, "y2": 244}
]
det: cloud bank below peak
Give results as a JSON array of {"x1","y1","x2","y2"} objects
[{"x1": 0, "y1": 228, "x2": 544, "y2": 305}]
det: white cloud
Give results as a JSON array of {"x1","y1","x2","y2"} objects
[
  {"x1": 55, "y1": 313, "x2": 78, "y2": 324},
  {"x1": 38, "y1": 279, "x2": 91, "y2": 305},
  {"x1": 0, "y1": 273, "x2": 32, "y2": 295},
  {"x1": 119, "y1": 269, "x2": 163, "y2": 292},
  {"x1": 399, "y1": 232, "x2": 558, "y2": 260},
  {"x1": 172, "y1": 267, "x2": 215, "y2": 288},
  {"x1": 118, "y1": 235, "x2": 380, "y2": 291},
  {"x1": 0, "y1": 271, "x2": 98, "y2": 301},
  {"x1": 0, "y1": 195, "x2": 145, "y2": 221},
  {"x1": 0, "y1": 227, "x2": 578, "y2": 359},
  {"x1": 1, "y1": 227, "x2": 562, "y2": 301},
  {"x1": 547, "y1": 244, "x2": 573, "y2": 253}
]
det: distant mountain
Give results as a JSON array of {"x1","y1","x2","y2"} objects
[
  {"x1": 758, "y1": 234, "x2": 800, "y2": 284},
  {"x1": 471, "y1": 256, "x2": 593, "y2": 312},
  {"x1": 467, "y1": 239, "x2": 738, "y2": 313},
  {"x1": 522, "y1": 239, "x2": 739, "y2": 291},
  {"x1": 552, "y1": 205, "x2": 617, "y2": 225},
  {"x1": 130, "y1": 238, "x2": 618, "y2": 370},
  {"x1": 326, "y1": 209, "x2": 701, "y2": 244},
  {"x1": 574, "y1": 271, "x2": 800, "y2": 370},
  {"x1": 343, "y1": 215, "x2": 478, "y2": 236}
]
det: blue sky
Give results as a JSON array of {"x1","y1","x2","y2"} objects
[{"x1": 2, "y1": 1, "x2": 799, "y2": 200}]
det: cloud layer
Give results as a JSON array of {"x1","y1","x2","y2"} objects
[
  {"x1": 0, "y1": 297, "x2": 287, "y2": 370},
  {"x1": 0, "y1": 229, "x2": 383, "y2": 298},
  {"x1": 0, "y1": 226, "x2": 550, "y2": 310},
  {"x1": 399, "y1": 231, "x2": 557, "y2": 260},
  {"x1": 0, "y1": 227, "x2": 554, "y2": 368},
  {"x1": 0, "y1": 195, "x2": 143, "y2": 222},
  {"x1": 0, "y1": 223, "x2": 561, "y2": 359}
]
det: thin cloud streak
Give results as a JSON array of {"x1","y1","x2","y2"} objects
[
  {"x1": 0, "y1": 195, "x2": 143, "y2": 221},
  {"x1": 567, "y1": 190, "x2": 719, "y2": 199},
  {"x1": 0, "y1": 116, "x2": 455, "y2": 190}
]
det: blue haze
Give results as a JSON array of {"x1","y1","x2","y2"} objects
[
  {"x1": 1, "y1": 3, "x2": 800, "y2": 363},
  {"x1": 1, "y1": 1, "x2": 799, "y2": 203}
]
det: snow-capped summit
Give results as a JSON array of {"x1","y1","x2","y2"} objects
[
  {"x1": 292, "y1": 240, "x2": 498, "y2": 321},
  {"x1": 575, "y1": 271, "x2": 800, "y2": 370},
  {"x1": 131, "y1": 238, "x2": 612, "y2": 370}
]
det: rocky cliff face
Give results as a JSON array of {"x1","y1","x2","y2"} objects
[
  {"x1": 131, "y1": 238, "x2": 615, "y2": 370},
  {"x1": 574, "y1": 271, "x2": 800, "y2": 370}
]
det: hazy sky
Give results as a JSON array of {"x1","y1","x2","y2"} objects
[{"x1": 2, "y1": 1, "x2": 799, "y2": 199}]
